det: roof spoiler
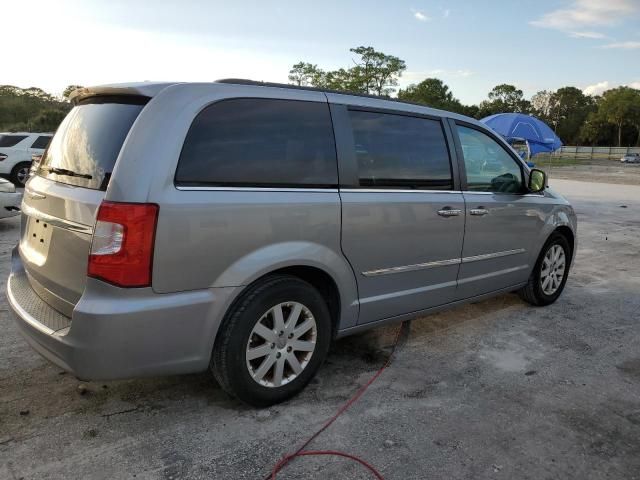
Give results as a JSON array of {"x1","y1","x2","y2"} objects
[{"x1": 68, "y1": 82, "x2": 177, "y2": 105}]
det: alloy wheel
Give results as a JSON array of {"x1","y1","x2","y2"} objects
[
  {"x1": 245, "y1": 302, "x2": 317, "y2": 388},
  {"x1": 17, "y1": 166, "x2": 30, "y2": 186},
  {"x1": 540, "y1": 244, "x2": 566, "y2": 295}
]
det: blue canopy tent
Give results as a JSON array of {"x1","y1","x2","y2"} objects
[{"x1": 481, "y1": 113, "x2": 562, "y2": 157}]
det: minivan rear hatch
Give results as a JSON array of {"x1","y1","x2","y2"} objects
[{"x1": 19, "y1": 96, "x2": 147, "y2": 316}]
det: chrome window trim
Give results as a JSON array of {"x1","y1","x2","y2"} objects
[
  {"x1": 462, "y1": 191, "x2": 544, "y2": 197},
  {"x1": 341, "y1": 189, "x2": 461, "y2": 194},
  {"x1": 361, "y1": 248, "x2": 526, "y2": 276},
  {"x1": 175, "y1": 186, "x2": 339, "y2": 193},
  {"x1": 175, "y1": 187, "x2": 541, "y2": 196},
  {"x1": 462, "y1": 191, "x2": 504, "y2": 195},
  {"x1": 21, "y1": 203, "x2": 94, "y2": 235}
]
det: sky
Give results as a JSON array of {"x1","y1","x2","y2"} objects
[{"x1": 3, "y1": 0, "x2": 640, "y2": 104}]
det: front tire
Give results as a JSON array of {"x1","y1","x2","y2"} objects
[
  {"x1": 211, "y1": 275, "x2": 332, "y2": 407},
  {"x1": 519, "y1": 233, "x2": 571, "y2": 306}
]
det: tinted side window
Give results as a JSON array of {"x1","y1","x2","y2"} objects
[
  {"x1": 0, "y1": 135, "x2": 28, "y2": 147},
  {"x1": 348, "y1": 110, "x2": 452, "y2": 189},
  {"x1": 176, "y1": 99, "x2": 337, "y2": 188},
  {"x1": 30, "y1": 135, "x2": 52, "y2": 149},
  {"x1": 457, "y1": 125, "x2": 524, "y2": 193}
]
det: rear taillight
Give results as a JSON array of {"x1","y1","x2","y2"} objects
[{"x1": 88, "y1": 201, "x2": 159, "y2": 287}]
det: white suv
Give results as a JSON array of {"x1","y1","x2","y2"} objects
[{"x1": 0, "y1": 133, "x2": 52, "y2": 186}]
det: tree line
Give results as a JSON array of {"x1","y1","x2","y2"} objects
[
  {"x1": 2, "y1": 46, "x2": 639, "y2": 147},
  {"x1": 0, "y1": 85, "x2": 72, "y2": 133},
  {"x1": 290, "y1": 46, "x2": 640, "y2": 147}
]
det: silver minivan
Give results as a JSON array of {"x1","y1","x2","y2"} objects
[{"x1": 7, "y1": 80, "x2": 577, "y2": 406}]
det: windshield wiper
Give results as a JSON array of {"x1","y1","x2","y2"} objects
[{"x1": 41, "y1": 166, "x2": 93, "y2": 180}]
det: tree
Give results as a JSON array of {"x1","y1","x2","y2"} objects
[
  {"x1": 23, "y1": 87, "x2": 55, "y2": 101},
  {"x1": 288, "y1": 46, "x2": 406, "y2": 96},
  {"x1": 460, "y1": 104, "x2": 481, "y2": 119},
  {"x1": 595, "y1": 87, "x2": 640, "y2": 146},
  {"x1": 0, "y1": 85, "x2": 71, "y2": 132},
  {"x1": 322, "y1": 68, "x2": 360, "y2": 92},
  {"x1": 397, "y1": 78, "x2": 464, "y2": 112},
  {"x1": 630, "y1": 93, "x2": 640, "y2": 146},
  {"x1": 348, "y1": 46, "x2": 406, "y2": 96},
  {"x1": 579, "y1": 111, "x2": 614, "y2": 146},
  {"x1": 531, "y1": 90, "x2": 554, "y2": 119},
  {"x1": 63, "y1": 85, "x2": 84, "y2": 100},
  {"x1": 478, "y1": 84, "x2": 530, "y2": 117},
  {"x1": 548, "y1": 87, "x2": 596, "y2": 144}
]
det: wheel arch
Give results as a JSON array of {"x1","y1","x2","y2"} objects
[
  {"x1": 532, "y1": 207, "x2": 576, "y2": 268},
  {"x1": 264, "y1": 265, "x2": 342, "y2": 336},
  {"x1": 553, "y1": 225, "x2": 575, "y2": 258},
  {"x1": 212, "y1": 241, "x2": 359, "y2": 332}
]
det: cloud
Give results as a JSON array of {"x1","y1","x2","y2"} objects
[
  {"x1": 403, "y1": 69, "x2": 474, "y2": 83},
  {"x1": 601, "y1": 41, "x2": 640, "y2": 49},
  {"x1": 569, "y1": 31, "x2": 606, "y2": 38},
  {"x1": 452, "y1": 69, "x2": 473, "y2": 78},
  {"x1": 583, "y1": 81, "x2": 610, "y2": 95},
  {"x1": 427, "y1": 69, "x2": 473, "y2": 78},
  {"x1": 413, "y1": 11, "x2": 429, "y2": 22},
  {"x1": 530, "y1": 0, "x2": 637, "y2": 35},
  {"x1": 442, "y1": 9, "x2": 450, "y2": 18},
  {"x1": 582, "y1": 80, "x2": 640, "y2": 95}
]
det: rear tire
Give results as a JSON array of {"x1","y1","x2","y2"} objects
[
  {"x1": 211, "y1": 275, "x2": 332, "y2": 407},
  {"x1": 519, "y1": 233, "x2": 571, "y2": 306},
  {"x1": 10, "y1": 162, "x2": 31, "y2": 187}
]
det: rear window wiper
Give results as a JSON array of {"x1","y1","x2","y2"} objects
[{"x1": 41, "y1": 166, "x2": 93, "y2": 180}]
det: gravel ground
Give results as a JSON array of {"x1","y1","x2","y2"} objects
[
  {"x1": 1, "y1": 179, "x2": 639, "y2": 480},
  {"x1": 545, "y1": 162, "x2": 640, "y2": 186}
]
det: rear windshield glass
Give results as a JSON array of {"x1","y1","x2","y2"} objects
[
  {"x1": 0, "y1": 135, "x2": 28, "y2": 147},
  {"x1": 37, "y1": 98, "x2": 146, "y2": 190}
]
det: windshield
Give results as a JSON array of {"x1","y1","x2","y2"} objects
[{"x1": 37, "y1": 97, "x2": 146, "y2": 190}]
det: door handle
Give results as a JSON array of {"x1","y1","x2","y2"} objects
[
  {"x1": 437, "y1": 208, "x2": 462, "y2": 217},
  {"x1": 470, "y1": 208, "x2": 489, "y2": 216}
]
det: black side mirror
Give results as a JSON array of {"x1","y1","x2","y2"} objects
[{"x1": 528, "y1": 168, "x2": 546, "y2": 193}]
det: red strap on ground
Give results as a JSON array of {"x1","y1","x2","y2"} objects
[{"x1": 266, "y1": 321, "x2": 407, "y2": 479}]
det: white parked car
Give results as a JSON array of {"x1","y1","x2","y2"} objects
[
  {"x1": 0, "y1": 177, "x2": 22, "y2": 218},
  {"x1": 0, "y1": 133, "x2": 52, "y2": 186},
  {"x1": 620, "y1": 153, "x2": 640, "y2": 164}
]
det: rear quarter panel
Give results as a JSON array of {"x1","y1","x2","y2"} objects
[{"x1": 106, "y1": 84, "x2": 359, "y2": 329}]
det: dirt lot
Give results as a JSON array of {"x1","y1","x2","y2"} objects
[
  {"x1": 543, "y1": 160, "x2": 640, "y2": 186},
  {"x1": 1, "y1": 178, "x2": 639, "y2": 480}
]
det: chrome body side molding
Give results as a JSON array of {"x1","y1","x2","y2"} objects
[{"x1": 362, "y1": 248, "x2": 526, "y2": 276}]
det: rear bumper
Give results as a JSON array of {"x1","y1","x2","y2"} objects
[{"x1": 7, "y1": 247, "x2": 238, "y2": 380}]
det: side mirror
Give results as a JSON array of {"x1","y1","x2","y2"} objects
[{"x1": 528, "y1": 168, "x2": 546, "y2": 193}]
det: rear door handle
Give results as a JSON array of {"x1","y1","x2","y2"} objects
[
  {"x1": 470, "y1": 208, "x2": 489, "y2": 216},
  {"x1": 437, "y1": 208, "x2": 462, "y2": 217}
]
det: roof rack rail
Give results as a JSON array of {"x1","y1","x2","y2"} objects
[{"x1": 214, "y1": 78, "x2": 426, "y2": 107}]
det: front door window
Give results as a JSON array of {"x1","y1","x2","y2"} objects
[{"x1": 457, "y1": 126, "x2": 524, "y2": 193}]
